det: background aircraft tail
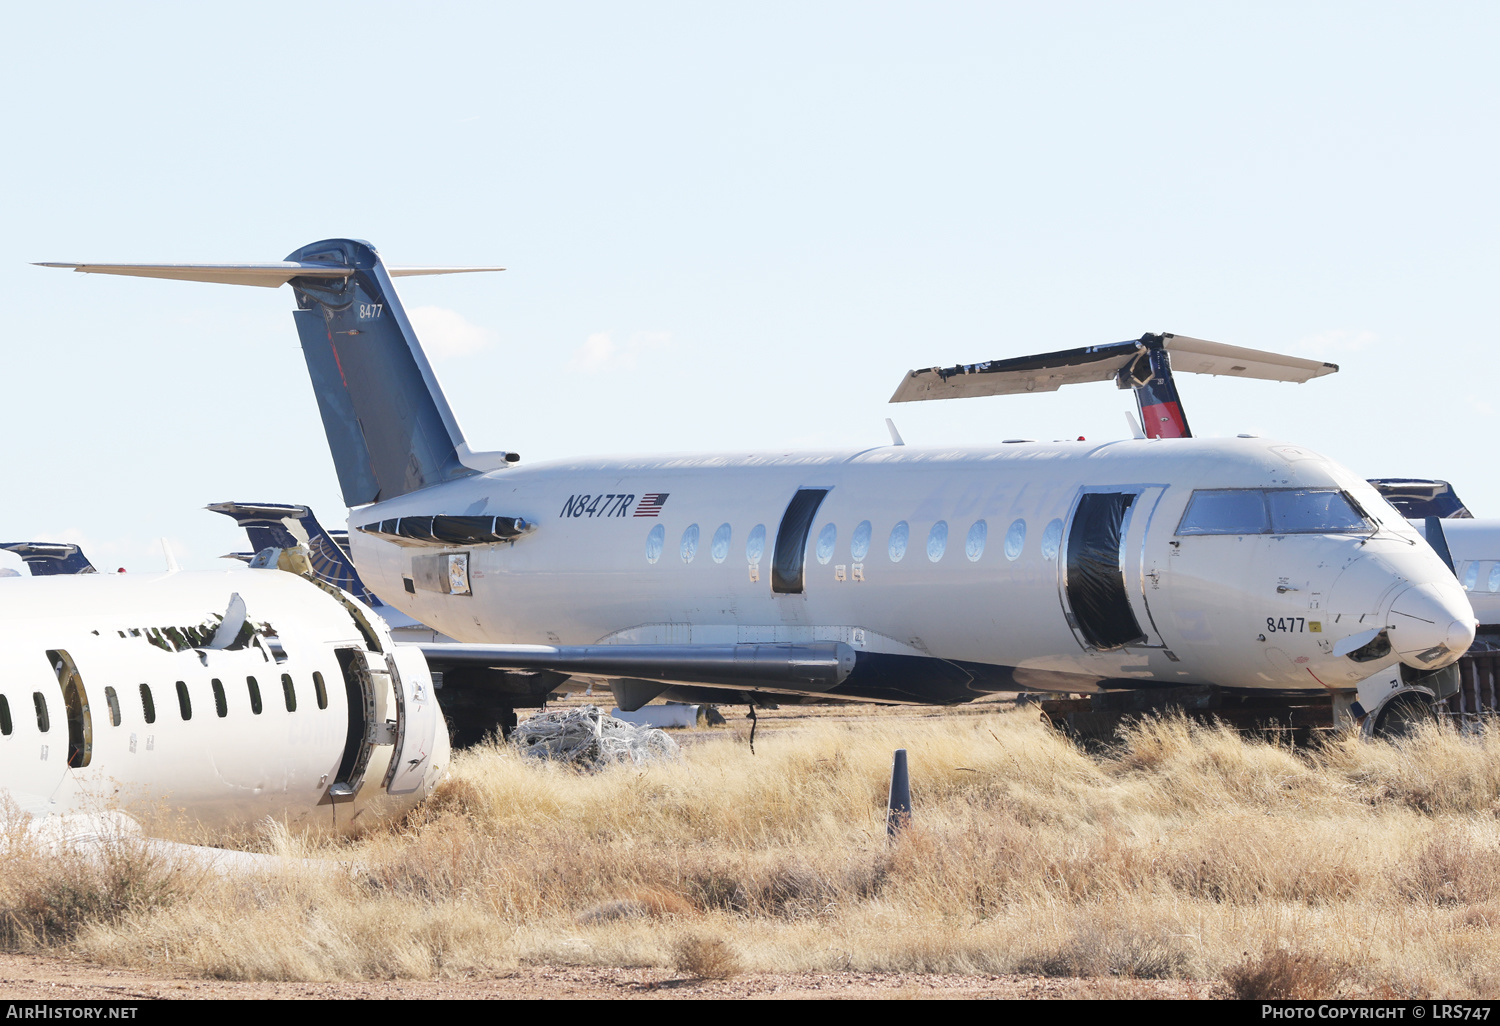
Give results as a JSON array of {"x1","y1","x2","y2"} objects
[
  {"x1": 0, "y1": 542, "x2": 97, "y2": 575},
  {"x1": 207, "y1": 501, "x2": 380, "y2": 606}
]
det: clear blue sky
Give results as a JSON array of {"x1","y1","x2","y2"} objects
[{"x1": 1, "y1": 2, "x2": 1496, "y2": 571}]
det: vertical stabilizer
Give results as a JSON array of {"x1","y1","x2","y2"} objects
[{"x1": 285, "y1": 240, "x2": 474, "y2": 506}]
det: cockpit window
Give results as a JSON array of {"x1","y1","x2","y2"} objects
[
  {"x1": 1177, "y1": 490, "x2": 1269, "y2": 535},
  {"x1": 1266, "y1": 490, "x2": 1368, "y2": 533},
  {"x1": 1177, "y1": 489, "x2": 1369, "y2": 536}
]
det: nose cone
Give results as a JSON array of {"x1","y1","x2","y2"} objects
[{"x1": 1387, "y1": 581, "x2": 1477, "y2": 670}]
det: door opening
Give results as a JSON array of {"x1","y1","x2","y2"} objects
[
  {"x1": 47, "y1": 650, "x2": 91, "y2": 768},
  {"x1": 1064, "y1": 493, "x2": 1148, "y2": 650},
  {"x1": 331, "y1": 648, "x2": 374, "y2": 798},
  {"x1": 772, "y1": 488, "x2": 830, "y2": 594}
]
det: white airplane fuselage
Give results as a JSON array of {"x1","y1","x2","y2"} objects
[
  {"x1": 351, "y1": 435, "x2": 1474, "y2": 699},
  {"x1": 0, "y1": 569, "x2": 449, "y2": 836},
  {"x1": 41, "y1": 239, "x2": 1477, "y2": 708}
]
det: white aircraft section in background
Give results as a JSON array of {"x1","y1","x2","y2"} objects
[
  {"x1": 0, "y1": 557, "x2": 448, "y2": 836},
  {"x1": 1415, "y1": 518, "x2": 1500, "y2": 627},
  {"x1": 45, "y1": 240, "x2": 1477, "y2": 736}
]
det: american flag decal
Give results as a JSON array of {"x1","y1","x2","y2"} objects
[{"x1": 634, "y1": 493, "x2": 669, "y2": 517}]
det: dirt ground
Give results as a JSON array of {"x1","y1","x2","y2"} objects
[{"x1": 0, "y1": 952, "x2": 1215, "y2": 1000}]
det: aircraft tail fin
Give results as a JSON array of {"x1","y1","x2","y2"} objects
[
  {"x1": 206, "y1": 501, "x2": 382, "y2": 607},
  {"x1": 0, "y1": 542, "x2": 97, "y2": 576},
  {"x1": 40, "y1": 240, "x2": 512, "y2": 507}
]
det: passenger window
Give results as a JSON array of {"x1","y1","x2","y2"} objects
[
  {"x1": 746, "y1": 524, "x2": 766, "y2": 564},
  {"x1": 1464, "y1": 562, "x2": 1480, "y2": 592},
  {"x1": 967, "y1": 520, "x2": 989, "y2": 562},
  {"x1": 889, "y1": 521, "x2": 909, "y2": 562},
  {"x1": 0, "y1": 695, "x2": 9, "y2": 735},
  {"x1": 1041, "y1": 519, "x2": 1064, "y2": 561},
  {"x1": 927, "y1": 521, "x2": 948, "y2": 562},
  {"x1": 281, "y1": 674, "x2": 297, "y2": 713},
  {"x1": 1266, "y1": 490, "x2": 1368, "y2": 534},
  {"x1": 1489, "y1": 565, "x2": 1500, "y2": 594},
  {"x1": 104, "y1": 687, "x2": 121, "y2": 727},
  {"x1": 816, "y1": 523, "x2": 837, "y2": 565},
  {"x1": 1003, "y1": 519, "x2": 1025, "y2": 561},
  {"x1": 850, "y1": 521, "x2": 872, "y2": 562},
  {"x1": 680, "y1": 524, "x2": 699, "y2": 563},
  {"x1": 313, "y1": 671, "x2": 329, "y2": 710},
  {"x1": 645, "y1": 524, "x2": 665, "y2": 564},
  {"x1": 139, "y1": 684, "x2": 155, "y2": 724},
  {"x1": 211, "y1": 678, "x2": 227, "y2": 718},
  {"x1": 711, "y1": 524, "x2": 731, "y2": 564},
  {"x1": 33, "y1": 693, "x2": 49, "y2": 732},
  {"x1": 176, "y1": 681, "x2": 192, "y2": 720},
  {"x1": 1178, "y1": 490, "x2": 1270, "y2": 535},
  {"x1": 247, "y1": 676, "x2": 262, "y2": 715}
]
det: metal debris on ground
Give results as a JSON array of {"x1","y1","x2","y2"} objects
[{"x1": 513, "y1": 704, "x2": 680, "y2": 769}]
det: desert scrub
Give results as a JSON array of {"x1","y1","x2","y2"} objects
[{"x1": 8, "y1": 709, "x2": 1500, "y2": 994}]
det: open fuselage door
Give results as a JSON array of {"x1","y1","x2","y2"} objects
[
  {"x1": 1059, "y1": 487, "x2": 1168, "y2": 652},
  {"x1": 384, "y1": 646, "x2": 439, "y2": 795}
]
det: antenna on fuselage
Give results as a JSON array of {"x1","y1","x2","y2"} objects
[{"x1": 889, "y1": 333, "x2": 1339, "y2": 439}]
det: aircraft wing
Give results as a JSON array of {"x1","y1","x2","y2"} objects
[
  {"x1": 890, "y1": 333, "x2": 1338, "y2": 403},
  {"x1": 414, "y1": 641, "x2": 855, "y2": 694}
]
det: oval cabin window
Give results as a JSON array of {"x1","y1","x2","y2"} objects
[
  {"x1": 850, "y1": 521, "x2": 872, "y2": 562},
  {"x1": 1004, "y1": 519, "x2": 1026, "y2": 561},
  {"x1": 927, "y1": 521, "x2": 948, "y2": 562},
  {"x1": 889, "y1": 521, "x2": 909, "y2": 563},
  {"x1": 746, "y1": 524, "x2": 766, "y2": 565},
  {"x1": 967, "y1": 520, "x2": 988, "y2": 562},
  {"x1": 1041, "y1": 519, "x2": 1064, "y2": 561},
  {"x1": 711, "y1": 523, "x2": 731, "y2": 564},
  {"x1": 816, "y1": 523, "x2": 837, "y2": 565}
]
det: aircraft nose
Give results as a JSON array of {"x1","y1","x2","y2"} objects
[{"x1": 1386, "y1": 581, "x2": 1477, "y2": 670}]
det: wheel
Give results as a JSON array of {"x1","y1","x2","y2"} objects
[{"x1": 1371, "y1": 691, "x2": 1436, "y2": 740}]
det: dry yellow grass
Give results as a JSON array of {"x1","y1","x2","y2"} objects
[{"x1": 5, "y1": 708, "x2": 1500, "y2": 996}]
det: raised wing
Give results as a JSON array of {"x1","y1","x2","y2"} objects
[{"x1": 890, "y1": 332, "x2": 1337, "y2": 403}]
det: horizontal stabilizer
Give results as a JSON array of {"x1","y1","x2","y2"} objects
[
  {"x1": 36, "y1": 262, "x2": 504, "y2": 288},
  {"x1": 890, "y1": 332, "x2": 1338, "y2": 403},
  {"x1": 415, "y1": 641, "x2": 856, "y2": 693},
  {"x1": 45, "y1": 238, "x2": 510, "y2": 506}
]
